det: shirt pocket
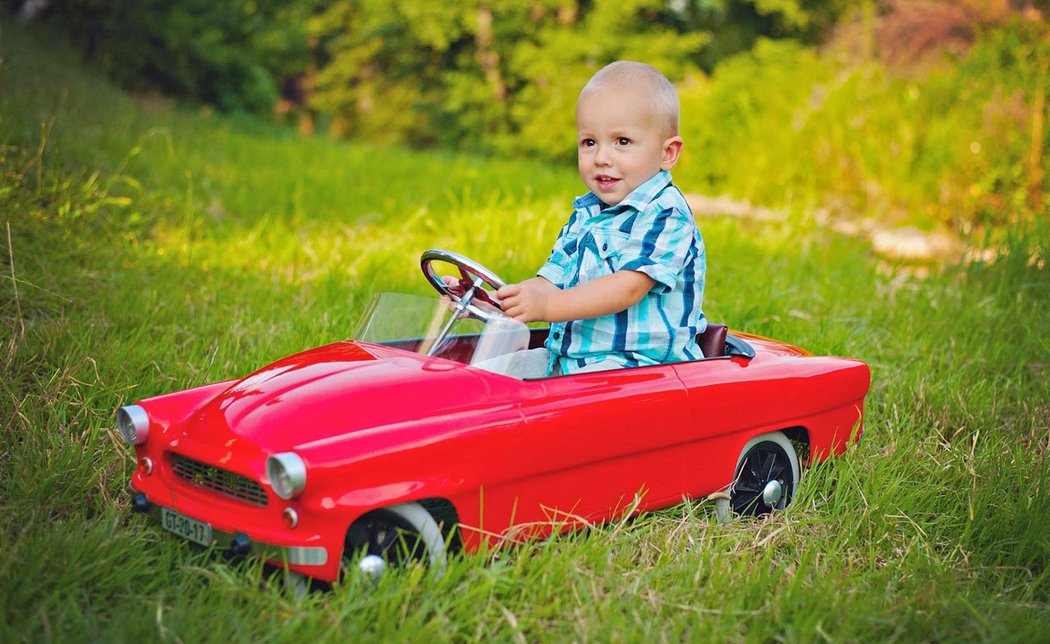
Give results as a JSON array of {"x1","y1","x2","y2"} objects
[{"x1": 580, "y1": 230, "x2": 629, "y2": 282}]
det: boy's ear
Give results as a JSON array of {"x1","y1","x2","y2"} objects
[{"x1": 660, "y1": 136, "x2": 684, "y2": 170}]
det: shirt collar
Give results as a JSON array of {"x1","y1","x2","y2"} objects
[{"x1": 572, "y1": 170, "x2": 673, "y2": 214}]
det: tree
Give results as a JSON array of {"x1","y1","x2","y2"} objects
[
  {"x1": 18, "y1": 0, "x2": 317, "y2": 113},
  {"x1": 309, "y1": 0, "x2": 708, "y2": 158}
]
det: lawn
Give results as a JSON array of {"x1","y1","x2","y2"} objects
[{"x1": 2, "y1": 24, "x2": 1049, "y2": 641}]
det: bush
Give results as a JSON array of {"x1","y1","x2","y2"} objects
[
  {"x1": 17, "y1": 0, "x2": 315, "y2": 113},
  {"x1": 674, "y1": 18, "x2": 1049, "y2": 236}
]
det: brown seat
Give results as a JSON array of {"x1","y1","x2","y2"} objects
[{"x1": 698, "y1": 323, "x2": 728, "y2": 358}]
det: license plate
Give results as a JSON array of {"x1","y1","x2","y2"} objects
[{"x1": 161, "y1": 507, "x2": 213, "y2": 547}]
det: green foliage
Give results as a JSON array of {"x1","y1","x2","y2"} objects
[
  {"x1": 11, "y1": 0, "x2": 858, "y2": 158},
  {"x1": 310, "y1": 0, "x2": 708, "y2": 156},
  {"x1": 503, "y1": 0, "x2": 709, "y2": 159},
  {"x1": 306, "y1": 1, "x2": 1048, "y2": 235},
  {"x1": 674, "y1": 17, "x2": 1050, "y2": 234},
  {"x1": 19, "y1": 0, "x2": 317, "y2": 112}
]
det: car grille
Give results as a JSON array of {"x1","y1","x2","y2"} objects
[{"x1": 169, "y1": 453, "x2": 269, "y2": 507}]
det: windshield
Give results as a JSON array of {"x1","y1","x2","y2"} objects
[{"x1": 354, "y1": 292, "x2": 531, "y2": 368}]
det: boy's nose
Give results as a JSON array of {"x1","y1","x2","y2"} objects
[{"x1": 594, "y1": 145, "x2": 611, "y2": 166}]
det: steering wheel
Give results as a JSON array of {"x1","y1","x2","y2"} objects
[{"x1": 420, "y1": 249, "x2": 507, "y2": 322}]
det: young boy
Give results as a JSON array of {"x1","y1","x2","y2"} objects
[{"x1": 490, "y1": 61, "x2": 706, "y2": 377}]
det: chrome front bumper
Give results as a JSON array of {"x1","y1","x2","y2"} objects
[{"x1": 132, "y1": 493, "x2": 328, "y2": 567}]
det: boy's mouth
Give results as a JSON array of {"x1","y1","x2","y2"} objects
[{"x1": 594, "y1": 174, "x2": 621, "y2": 190}]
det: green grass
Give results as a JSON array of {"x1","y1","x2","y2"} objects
[{"x1": 2, "y1": 23, "x2": 1049, "y2": 641}]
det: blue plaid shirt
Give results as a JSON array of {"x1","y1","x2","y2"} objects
[{"x1": 538, "y1": 170, "x2": 706, "y2": 376}]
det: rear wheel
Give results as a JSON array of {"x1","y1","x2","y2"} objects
[
  {"x1": 731, "y1": 433, "x2": 800, "y2": 516},
  {"x1": 343, "y1": 502, "x2": 447, "y2": 579}
]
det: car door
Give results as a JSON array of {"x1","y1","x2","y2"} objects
[
  {"x1": 670, "y1": 355, "x2": 765, "y2": 495},
  {"x1": 483, "y1": 364, "x2": 689, "y2": 532}
]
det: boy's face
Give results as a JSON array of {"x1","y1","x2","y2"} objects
[{"x1": 575, "y1": 86, "x2": 682, "y2": 207}]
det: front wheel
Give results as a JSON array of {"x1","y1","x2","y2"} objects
[
  {"x1": 343, "y1": 502, "x2": 447, "y2": 579},
  {"x1": 731, "y1": 432, "x2": 800, "y2": 516}
]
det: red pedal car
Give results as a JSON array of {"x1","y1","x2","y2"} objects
[{"x1": 117, "y1": 250, "x2": 870, "y2": 583}]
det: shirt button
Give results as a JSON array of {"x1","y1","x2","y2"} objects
[
  {"x1": 552, "y1": 332, "x2": 560, "y2": 340},
  {"x1": 602, "y1": 243, "x2": 608, "y2": 251}
]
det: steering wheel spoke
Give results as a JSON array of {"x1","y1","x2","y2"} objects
[{"x1": 420, "y1": 249, "x2": 508, "y2": 322}]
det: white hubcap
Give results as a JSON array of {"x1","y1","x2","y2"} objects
[
  {"x1": 762, "y1": 480, "x2": 783, "y2": 506},
  {"x1": 358, "y1": 554, "x2": 387, "y2": 581}
]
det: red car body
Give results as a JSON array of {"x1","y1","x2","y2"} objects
[{"x1": 124, "y1": 323, "x2": 870, "y2": 583}]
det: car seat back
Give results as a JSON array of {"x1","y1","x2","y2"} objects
[{"x1": 698, "y1": 323, "x2": 728, "y2": 358}]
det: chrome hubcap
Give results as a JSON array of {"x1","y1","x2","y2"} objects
[
  {"x1": 762, "y1": 480, "x2": 783, "y2": 506},
  {"x1": 358, "y1": 554, "x2": 387, "y2": 581}
]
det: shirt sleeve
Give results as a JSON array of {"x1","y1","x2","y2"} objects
[
  {"x1": 537, "y1": 259, "x2": 563, "y2": 285},
  {"x1": 617, "y1": 205, "x2": 697, "y2": 293}
]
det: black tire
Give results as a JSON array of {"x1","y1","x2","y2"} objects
[
  {"x1": 731, "y1": 433, "x2": 800, "y2": 516},
  {"x1": 343, "y1": 502, "x2": 447, "y2": 576}
]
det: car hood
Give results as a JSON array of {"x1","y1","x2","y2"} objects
[{"x1": 166, "y1": 341, "x2": 490, "y2": 457}]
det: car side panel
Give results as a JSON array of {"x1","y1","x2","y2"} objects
[
  {"x1": 672, "y1": 351, "x2": 870, "y2": 483},
  {"x1": 445, "y1": 366, "x2": 690, "y2": 547}
]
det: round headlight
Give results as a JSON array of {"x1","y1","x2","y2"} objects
[
  {"x1": 267, "y1": 452, "x2": 307, "y2": 500},
  {"x1": 116, "y1": 405, "x2": 150, "y2": 445}
]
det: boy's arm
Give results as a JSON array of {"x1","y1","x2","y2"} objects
[{"x1": 497, "y1": 271, "x2": 654, "y2": 323}]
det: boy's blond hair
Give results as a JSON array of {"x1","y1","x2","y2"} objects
[{"x1": 579, "y1": 61, "x2": 680, "y2": 136}]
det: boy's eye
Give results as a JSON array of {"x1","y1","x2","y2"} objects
[
  {"x1": 616, "y1": 137, "x2": 632, "y2": 146},
  {"x1": 580, "y1": 138, "x2": 596, "y2": 147}
]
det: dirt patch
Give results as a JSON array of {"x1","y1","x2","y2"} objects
[{"x1": 685, "y1": 192, "x2": 966, "y2": 262}]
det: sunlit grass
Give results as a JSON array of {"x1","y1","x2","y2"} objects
[{"x1": 2, "y1": 23, "x2": 1049, "y2": 641}]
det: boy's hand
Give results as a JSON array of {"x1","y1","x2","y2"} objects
[
  {"x1": 441, "y1": 274, "x2": 503, "y2": 317},
  {"x1": 498, "y1": 272, "x2": 654, "y2": 324},
  {"x1": 497, "y1": 281, "x2": 551, "y2": 322},
  {"x1": 440, "y1": 275, "x2": 467, "y2": 297}
]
